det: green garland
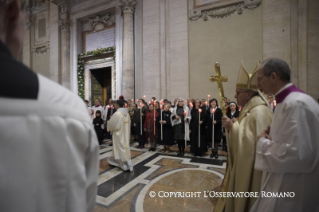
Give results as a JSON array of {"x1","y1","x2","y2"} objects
[{"x1": 77, "y1": 46, "x2": 116, "y2": 99}]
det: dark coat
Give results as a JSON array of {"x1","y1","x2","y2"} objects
[
  {"x1": 93, "y1": 117, "x2": 104, "y2": 144},
  {"x1": 205, "y1": 107, "x2": 223, "y2": 143},
  {"x1": 190, "y1": 106, "x2": 207, "y2": 154},
  {"x1": 156, "y1": 110, "x2": 174, "y2": 146},
  {"x1": 226, "y1": 110, "x2": 240, "y2": 119},
  {"x1": 107, "y1": 107, "x2": 117, "y2": 121}
]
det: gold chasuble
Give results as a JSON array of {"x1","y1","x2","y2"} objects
[{"x1": 214, "y1": 63, "x2": 273, "y2": 212}]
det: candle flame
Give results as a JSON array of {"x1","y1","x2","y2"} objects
[
  {"x1": 160, "y1": 105, "x2": 163, "y2": 110},
  {"x1": 207, "y1": 94, "x2": 210, "y2": 98},
  {"x1": 199, "y1": 109, "x2": 202, "y2": 113},
  {"x1": 124, "y1": 103, "x2": 127, "y2": 108},
  {"x1": 212, "y1": 109, "x2": 216, "y2": 114},
  {"x1": 274, "y1": 100, "x2": 277, "y2": 107}
]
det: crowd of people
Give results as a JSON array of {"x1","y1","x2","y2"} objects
[{"x1": 84, "y1": 94, "x2": 276, "y2": 159}]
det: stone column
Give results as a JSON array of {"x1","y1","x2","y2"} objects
[
  {"x1": 117, "y1": 0, "x2": 136, "y2": 100},
  {"x1": 58, "y1": 2, "x2": 71, "y2": 89}
]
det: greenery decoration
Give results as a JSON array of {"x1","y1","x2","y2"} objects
[{"x1": 77, "y1": 46, "x2": 115, "y2": 99}]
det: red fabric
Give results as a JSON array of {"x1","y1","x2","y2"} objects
[{"x1": 144, "y1": 110, "x2": 159, "y2": 140}]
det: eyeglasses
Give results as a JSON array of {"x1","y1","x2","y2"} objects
[{"x1": 235, "y1": 90, "x2": 250, "y2": 96}]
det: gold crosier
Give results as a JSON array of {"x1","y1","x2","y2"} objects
[
  {"x1": 209, "y1": 62, "x2": 232, "y2": 201},
  {"x1": 209, "y1": 62, "x2": 228, "y2": 115}
]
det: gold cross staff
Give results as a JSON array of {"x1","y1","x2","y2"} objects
[{"x1": 209, "y1": 62, "x2": 228, "y2": 115}]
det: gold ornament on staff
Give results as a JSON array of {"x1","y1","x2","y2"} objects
[{"x1": 209, "y1": 62, "x2": 228, "y2": 115}]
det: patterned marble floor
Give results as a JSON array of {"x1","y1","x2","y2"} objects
[{"x1": 94, "y1": 140, "x2": 227, "y2": 212}]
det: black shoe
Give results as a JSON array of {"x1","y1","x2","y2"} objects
[
  {"x1": 148, "y1": 148, "x2": 152, "y2": 151},
  {"x1": 181, "y1": 152, "x2": 184, "y2": 156},
  {"x1": 214, "y1": 151, "x2": 218, "y2": 159},
  {"x1": 152, "y1": 148, "x2": 156, "y2": 151},
  {"x1": 177, "y1": 152, "x2": 181, "y2": 156},
  {"x1": 210, "y1": 150, "x2": 215, "y2": 158},
  {"x1": 109, "y1": 143, "x2": 113, "y2": 146}
]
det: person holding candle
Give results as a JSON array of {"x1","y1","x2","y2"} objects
[
  {"x1": 144, "y1": 103, "x2": 159, "y2": 151},
  {"x1": 130, "y1": 103, "x2": 138, "y2": 142},
  {"x1": 157, "y1": 103, "x2": 174, "y2": 153},
  {"x1": 171, "y1": 98, "x2": 191, "y2": 156},
  {"x1": 251, "y1": 58, "x2": 319, "y2": 212},
  {"x1": 189, "y1": 99, "x2": 207, "y2": 156},
  {"x1": 205, "y1": 98, "x2": 223, "y2": 159},
  {"x1": 133, "y1": 99, "x2": 148, "y2": 149}
]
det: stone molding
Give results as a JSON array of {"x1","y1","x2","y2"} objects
[
  {"x1": 189, "y1": 0, "x2": 261, "y2": 21},
  {"x1": 117, "y1": 0, "x2": 136, "y2": 15},
  {"x1": 88, "y1": 14, "x2": 113, "y2": 31}
]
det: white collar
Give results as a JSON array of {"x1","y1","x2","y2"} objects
[{"x1": 275, "y1": 83, "x2": 292, "y2": 96}]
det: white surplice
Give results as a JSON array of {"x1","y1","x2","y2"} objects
[
  {"x1": 251, "y1": 91, "x2": 319, "y2": 212},
  {"x1": 107, "y1": 108, "x2": 133, "y2": 172},
  {"x1": 0, "y1": 74, "x2": 99, "y2": 212},
  {"x1": 91, "y1": 105, "x2": 103, "y2": 119}
]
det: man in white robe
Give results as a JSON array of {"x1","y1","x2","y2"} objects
[
  {"x1": 91, "y1": 98, "x2": 103, "y2": 119},
  {"x1": 251, "y1": 58, "x2": 319, "y2": 211},
  {"x1": 0, "y1": 2, "x2": 99, "y2": 211},
  {"x1": 107, "y1": 99, "x2": 133, "y2": 172}
]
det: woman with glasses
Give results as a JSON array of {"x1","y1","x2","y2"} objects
[{"x1": 171, "y1": 98, "x2": 191, "y2": 156}]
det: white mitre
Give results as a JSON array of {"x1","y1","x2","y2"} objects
[{"x1": 236, "y1": 61, "x2": 259, "y2": 91}]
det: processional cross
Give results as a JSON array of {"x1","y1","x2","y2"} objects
[{"x1": 209, "y1": 62, "x2": 228, "y2": 115}]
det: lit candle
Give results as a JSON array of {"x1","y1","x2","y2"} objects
[
  {"x1": 207, "y1": 94, "x2": 210, "y2": 106},
  {"x1": 143, "y1": 95, "x2": 146, "y2": 99},
  {"x1": 274, "y1": 100, "x2": 277, "y2": 107},
  {"x1": 160, "y1": 105, "x2": 163, "y2": 140},
  {"x1": 211, "y1": 108, "x2": 215, "y2": 155},
  {"x1": 153, "y1": 104, "x2": 156, "y2": 135},
  {"x1": 124, "y1": 103, "x2": 127, "y2": 108},
  {"x1": 198, "y1": 108, "x2": 202, "y2": 147},
  {"x1": 139, "y1": 103, "x2": 143, "y2": 135}
]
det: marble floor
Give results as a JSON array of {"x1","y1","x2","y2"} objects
[{"x1": 94, "y1": 140, "x2": 227, "y2": 212}]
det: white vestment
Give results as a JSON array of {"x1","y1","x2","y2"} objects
[
  {"x1": 251, "y1": 89, "x2": 319, "y2": 212},
  {"x1": 91, "y1": 105, "x2": 103, "y2": 119},
  {"x1": 107, "y1": 108, "x2": 133, "y2": 172},
  {"x1": 0, "y1": 74, "x2": 99, "y2": 212},
  {"x1": 87, "y1": 106, "x2": 92, "y2": 115}
]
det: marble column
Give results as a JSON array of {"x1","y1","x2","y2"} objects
[
  {"x1": 117, "y1": 0, "x2": 136, "y2": 100},
  {"x1": 58, "y1": 2, "x2": 71, "y2": 89}
]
